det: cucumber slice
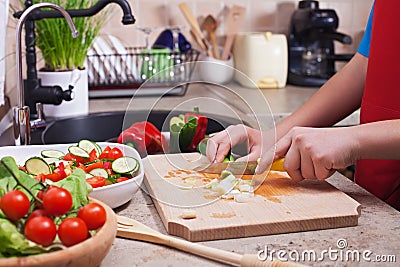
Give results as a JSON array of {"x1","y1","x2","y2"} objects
[
  {"x1": 68, "y1": 146, "x2": 90, "y2": 159},
  {"x1": 41, "y1": 149, "x2": 65, "y2": 159},
  {"x1": 78, "y1": 140, "x2": 101, "y2": 157},
  {"x1": 43, "y1": 157, "x2": 59, "y2": 165},
  {"x1": 85, "y1": 173, "x2": 94, "y2": 179},
  {"x1": 93, "y1": 142, "x2": 102, "y2": 156},
  {"x1": 112, "y1": 156, "x2": 139, "y2": 174},
  {"x1": 89, "y1": 168, "x2": 108, "y2": 178},
  {"x1": 25, "y1": 157, "x2": 52, "y2": 175}
]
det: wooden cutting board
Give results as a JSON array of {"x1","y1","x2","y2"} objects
[{"x1": 143, "y1": 153, "x2": 361, "y2": 242}]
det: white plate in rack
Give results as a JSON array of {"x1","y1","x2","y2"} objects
[
  {"x1": 86, "y1": 47, "x2": 107, "y2": 83},
  {"x1": 108, "y1": 34, "x2": 138, "y2": 80},
  {"x1": 92, "y1": 37, "x2": 118, "y2": 83}
]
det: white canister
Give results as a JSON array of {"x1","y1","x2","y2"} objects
[
  {"x1": 38, "y1": 69, "x2": 89, "y2": 118},
  {"x1": 233, "y1": 32, "x2": 288, "y2": 88}
]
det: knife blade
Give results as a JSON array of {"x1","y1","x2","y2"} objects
[
  {"x1": 193, "y1": 161, "x2": 258, "y2": 175},
  {"x1": 193, "y1": 158, "x2": 286, "y2": 175}
]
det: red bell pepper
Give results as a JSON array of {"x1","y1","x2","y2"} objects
[
  {"x1": 85, "y1": 161, "x2": 104, "y2": 173},
  {"x1": 88, "y1": 149, "x2": 98, "y2": 162},
  {"x1": 63, "y1": 153, "x2": 85, "y2": 164},
  {"x1": 184, "y1": 107, "x2": 208, "y2": 151},
  {"x1": 57, "y1": 162, "x2": 67, "y2": 179},
  {"x1": 117, "y1": 121, "x2": 163, "y2": 156}
]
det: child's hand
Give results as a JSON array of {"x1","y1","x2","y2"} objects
[
  {"x1": 206, "y1": 124, "x2": 267, "y2": 163},
  {"x1": 261, "y1": 126, "x2": 358, "y2": 181}
]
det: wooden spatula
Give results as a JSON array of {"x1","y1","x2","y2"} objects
[
  {"x1": 202, "y1": 15, "x2": 220, "y2": 59},
  {"x1": 179, "y1": 2, "x2": 210, "y2": 55},
  {"x1": 221, "y1": 5, "x2": 246, "y2": 60},
  {"x1": 116, "y1": 215, "x2": 304, "y2": 267}
]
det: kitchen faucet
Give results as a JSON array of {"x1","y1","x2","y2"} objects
[
  {"x1": 14, "y1": 3, "x2": 78, "y2": 146},
  {"x1": 13, "y1": 0, "x2": 136, "y2": 117}
]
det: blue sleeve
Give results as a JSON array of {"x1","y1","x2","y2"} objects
[{"x1": 357, "y1": 4, "x2": 374, "y2": 57}]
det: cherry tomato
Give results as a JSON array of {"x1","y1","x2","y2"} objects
[
  {"x1": 43, "y1": 186, "x2": 73, "y2": 216},
  {"x1": 86, "y1": 176, "x2": 106, "y2": 188},
  {"x1": 116, "y1": 177, "x2": 129, "y2": 183},
  {"x1": 36, "y1": 190, "x2": 45, "y2": 209},
  {"x1": 109, "y1": 147, "x2": 123, "y2": 160},
  {"x1": 58, "y1": 217, "x2": 88, "y2": 247},
  {"x1": 27, "y1": 209, "x2": 49, "y2": 221},
  {"x1": 0, "y1": 190, "x2": 30, "y2": 221},
  {"x1": 99, "y1": 146, "x2": 111, "y2": 159},
  {"x1": 24, "y1": 216, "x2": 57, "y2": 247},
  {"x1": 99, "y1": 146, "x2": 123, "y2": 160},
  {"x1": 78, "y1": 203, "x2": 107, "y2": 230}
]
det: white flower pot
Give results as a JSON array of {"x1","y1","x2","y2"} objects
[{"x1": 38, "y1": 69, "x2": 89, "y2": 118}]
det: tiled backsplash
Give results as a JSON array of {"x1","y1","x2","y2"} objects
[
  {"x1": 101, "y1": 0, "x2": 373, "y2": 54},
  {"x1": 4, "y1": 0, "x2": 374, "y2": 105}
]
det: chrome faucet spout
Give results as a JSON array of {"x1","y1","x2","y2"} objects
[{"x1": 14, "y1": 3, "x2": 78, "y2": 145}]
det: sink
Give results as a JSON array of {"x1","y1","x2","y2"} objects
[{"x1": 41, "y1": 110, "x2": 244, "y2": 145}]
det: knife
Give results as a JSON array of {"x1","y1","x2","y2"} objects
[
  {"x1": 193, "y1": 161, "x2": 258, "y2": 175},
  {"x1": 193, "y1": 158, "x2": 285, "y2": 175}
]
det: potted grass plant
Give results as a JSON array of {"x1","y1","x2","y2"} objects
[{"x1": 33, "y1": 0, "x2": 106, "y2": 117}]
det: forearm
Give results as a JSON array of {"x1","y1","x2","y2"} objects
[
  {"x1": 276, "y1": 53, "x2": 368, "y2": 140},
  {"x1": 354, "y1": 120, "x2": 400, "y2": 160}
]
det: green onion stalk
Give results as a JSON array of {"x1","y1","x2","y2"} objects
[{"x1": 32, "y1": 0, "x2": 107, "y2": 71}]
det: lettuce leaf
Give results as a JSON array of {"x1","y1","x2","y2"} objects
[
  {"x1": 52, "y1": 168, "x2": 92, "y2": 209},
  {"x1": 0, "y1": 219, "x2": 47, "y2": 257},
  {"x1": 0, "y1": 157, "x2": 43, "y2": 202}
]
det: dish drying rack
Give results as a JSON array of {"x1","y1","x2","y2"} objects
[{"x1": 86, "y1": 47, "x2": 200, "y2": 98}]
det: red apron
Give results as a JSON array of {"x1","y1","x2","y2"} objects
[{"x1": 355, "y1": 0, "x2": 400, "y2": 210}]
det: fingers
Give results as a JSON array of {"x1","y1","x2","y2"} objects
[
  {"x1": 315, "y1": 167, "x2": 335, "y2": 180},
  {"x1": 283, "y1": 143, "x2": 304, "y2": 182},
  {"x1": 274, "y1": 132, "x2": 292, "y2": 160},
  {"x1": 278, "y1": 127, "x2": 337, "y2": 181},
  {"x1": 313, "y1": 156, "x2": 336, "y2": 180},
  {"x1": 255, "y1": 130, "x2": 291, "y2": 174},
  {"x1": 206, "y1": 137, "x2": 229, "y2": 163},
  {"x1": 299, "y1": 143, "x2": 316, "y2": 180},
  {"x1": 206, "y1": 125, "x2": 250, "y2": 163}
]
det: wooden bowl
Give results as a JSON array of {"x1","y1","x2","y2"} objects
[{"x1": 0, "y1": 198, "x2": 117, "y2": 267}]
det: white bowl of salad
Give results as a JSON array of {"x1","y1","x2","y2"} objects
[{"x1": 0, "y1": 140, "x2": 144, "y2": 209}]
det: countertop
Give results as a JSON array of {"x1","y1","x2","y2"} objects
[
  {"x1": 88, "y1": 83, "x2": 397, "y2": 266},
  {"x1": 88, "y1": 83, "x2": 359, "y2": 128},
  {"x1": 103, "y1": 172, "x2": 399, "y2": 267}
]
